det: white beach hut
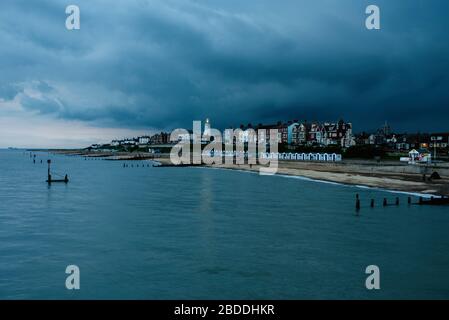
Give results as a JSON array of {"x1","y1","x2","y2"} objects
[{"x1": 408, "y1": 149, "x2": 420, "y2": 163}]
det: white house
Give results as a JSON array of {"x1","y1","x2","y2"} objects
[
  {"x1": 402, "y1": 149, "x2": 432, "y2": 164},
  {"x1": 138, "y1": 136, "x2": 150, "y2": 145}
]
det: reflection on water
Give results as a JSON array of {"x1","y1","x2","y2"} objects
[{"x1": 0, "y1": 149, "x2": 449, "y2": 299}]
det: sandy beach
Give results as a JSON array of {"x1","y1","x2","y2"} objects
[
  {"x1": 154, "y1": 157, "x2": 449, "y2": 196},
  {"x1": 50, "y1": 149, "x2": 449, "y2": 196}
]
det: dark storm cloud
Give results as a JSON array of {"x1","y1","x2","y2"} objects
[{"x1": 1, "y1": 0, "x2": 448, "y2": 132}]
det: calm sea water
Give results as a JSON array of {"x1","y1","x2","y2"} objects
[{"x1": 0, "y1": 149, "x2": 448, "y2": 299}]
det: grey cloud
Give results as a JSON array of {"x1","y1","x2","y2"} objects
[{"x1": 0, "y1": 0, "x2": 448, "y2": 133}]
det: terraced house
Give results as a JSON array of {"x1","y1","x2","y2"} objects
[{"x1": 291, "y1": 120, "x2": 354, "y2": 147}]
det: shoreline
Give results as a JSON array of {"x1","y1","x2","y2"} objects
[
  {"x1": 202, "y1": 165, "x2": 437, "y2": 198},
  {"x1": 40, "y1": 149, "x2": 449, "y2": 196},
  {"x1": 154, "y1": 157, "x2": 449, "y2": 197}
]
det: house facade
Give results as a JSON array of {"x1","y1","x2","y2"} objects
[{"x1": 430, "y1": 133, "x2": 449, "y2": 149}]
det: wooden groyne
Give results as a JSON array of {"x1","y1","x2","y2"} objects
[
  {"x1": 355, "y1": 193, "x2": 449, "y2": 211},
  {"x1": 152, "y1": 163, "x2": 204, "y2": 168},
  {"x1": 46, "y1": 159, "x2": 69, "y2": 184},
  {"x1": 418, "y1": 196, "x2": 449, "y2": 206}
]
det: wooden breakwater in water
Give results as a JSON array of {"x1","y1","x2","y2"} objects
[{"x1": 354, "y1": 193, "x2": 449, "y2": 214}]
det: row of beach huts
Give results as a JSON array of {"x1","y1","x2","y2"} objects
[{"x1": 206, "y1": 151, "x2": 343, "y2": 162}]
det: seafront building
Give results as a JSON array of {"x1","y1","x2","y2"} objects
[
  {"x1": 289, "y1": 120, "x2": 355, "y2": 148},
  {"x1": 95, "y1": 119, "x2": 448, "y2": 160},
  {"x1": 226, "y1": 119, "x2": 355, "y2": 148},
  {"x1": 430, "y1": 133, "x2": 449, "y2": 149},
  {"x1": 105, "y1": 119, "x2": 356, "y2": 149}
]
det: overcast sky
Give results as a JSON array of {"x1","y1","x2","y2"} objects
[{"x1": 0, "y1": 0, "x2": 448, "y2": 147}]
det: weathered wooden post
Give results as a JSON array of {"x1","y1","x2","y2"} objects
[{"x1": 47, "y1": 159, "x2": 52, "y2": 184}]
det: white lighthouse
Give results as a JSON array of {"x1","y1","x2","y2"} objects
[{"x1": 204, "y1": 118, "x2": 211, "y2": 137}]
